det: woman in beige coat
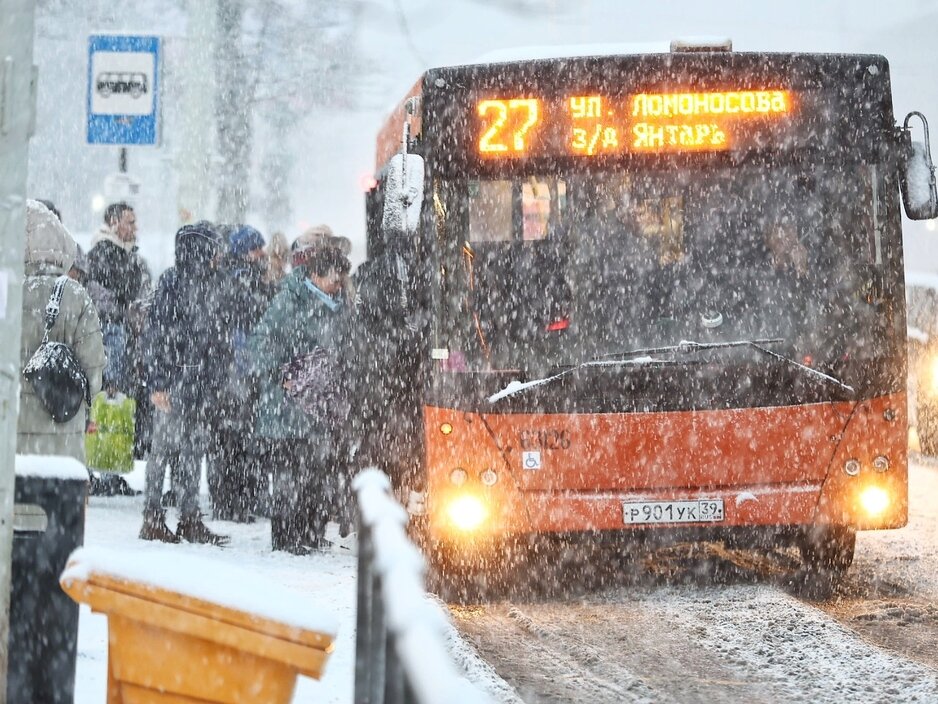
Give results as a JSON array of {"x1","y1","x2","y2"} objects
[{"x1": 18, "y1": 200, "x2": 106, "y2": 462}]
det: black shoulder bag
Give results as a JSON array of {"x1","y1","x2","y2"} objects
[{"x1": 23, "y1": 275, "x2": 91, "y2": 423}]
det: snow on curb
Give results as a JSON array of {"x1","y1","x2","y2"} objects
[
  {"x1": 354, "y1": 468, "x2": 512, "y2": 703},
  {"x1": 15, "y1": 454, "x2": 88, "y2": 481}
]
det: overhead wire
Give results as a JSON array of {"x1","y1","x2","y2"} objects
[{"x1": 393, "y1": 0, "x2": 427, "y2": 68}]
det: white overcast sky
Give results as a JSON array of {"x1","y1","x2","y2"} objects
[{"x1": 28, "y1": 0, "x2": 938, "y2": 270}]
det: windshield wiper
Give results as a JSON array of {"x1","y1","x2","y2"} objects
[
  {"x1": 487, "y1": 351, "x2": 664, "y2": 403},
  {"x1": 488, "y1": 336, "x2": 854, "y2": 404},
  {"x1": 747, "y1": 342, "x2": 855, "y2": 396},
  {"x1": 607, "y1": 337, "x2": 854, "y2": 396},
  {"x1": 599, "y1": 337, "x2": 785, "y2": 361},
  {"x1": 490, "y1": 338, "x2": 783, "y2": 403}
]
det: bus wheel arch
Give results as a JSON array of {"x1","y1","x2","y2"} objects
[{"x1": 798, "y1": 525, "x2": 856, "y2": 574}]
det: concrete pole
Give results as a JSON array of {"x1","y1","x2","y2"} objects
[
  {"x1": 0, "y1": 0, "x2": 37, "y2": 698},
  {"x1": 176, "y1": 0, "x2": 217, "y2": 225}
]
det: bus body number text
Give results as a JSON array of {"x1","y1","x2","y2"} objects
[{"x1": 518, "y1": 429, "x2": 571, "y2": 451}]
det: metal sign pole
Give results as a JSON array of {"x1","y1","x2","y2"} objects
[
  {"x1": 175, "y1": 0, "x2": 216, "y2": 224},
  {"x1": 0, "y1": 0, "x2": 38, "y2": 698}
]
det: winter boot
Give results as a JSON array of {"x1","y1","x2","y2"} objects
[
  {"x1": 324, "y1": 522, "x2": 358, "y2": 555},
  {"x1": 176, "y1": 515, "x2": 230, "y2": 547},
  {"x1": 139, "y1": 509, "x2": 180, "y2": 543}
]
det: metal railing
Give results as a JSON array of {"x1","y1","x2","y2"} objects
[{"x1": 353, "y1": 469, "x2": 494, "y2": 704}]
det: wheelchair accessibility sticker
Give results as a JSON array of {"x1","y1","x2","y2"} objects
[{"x1": 522, "y1": 451, "x2": 542, "y2": 470}]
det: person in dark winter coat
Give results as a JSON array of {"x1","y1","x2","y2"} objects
[
  {"x1": 87, "y1": 202, "x2": 151, "y2": 392},
  {"x1": 248, "y1": 244, "x2": 351, "y2": 553},
  {"x1": 349, "y1": 232, "x2": 430, "y2": 514},
  {"x1": 208, "y1": 225, "x2": 275, "y2": 521},
  {"x1": 139, "y1": 221, "x2": 230, "y2": 545}
]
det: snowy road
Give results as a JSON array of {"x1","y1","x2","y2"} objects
[{"x1": 450, "y1": 458, "x2": 938, "y2": 703}]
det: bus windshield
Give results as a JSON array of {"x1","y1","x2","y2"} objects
[{"x1": 437, "y1": 161, "x2": 895, "y2": 378}]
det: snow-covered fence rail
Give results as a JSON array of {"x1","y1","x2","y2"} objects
[{"x1": 353, "y1": 469, "x2": 493, "y2": 704}]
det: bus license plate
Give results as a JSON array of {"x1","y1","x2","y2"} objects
[{"x1": 622, "y1": 499, "x2": 724, "y2": 524}]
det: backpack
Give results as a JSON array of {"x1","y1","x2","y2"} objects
[{"x1": 23, "y1": 276, "x2": 91, "y2": 423}]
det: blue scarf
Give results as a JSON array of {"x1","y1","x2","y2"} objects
[{"x1": 304, "y1": 279, "x2": 342, "y2": 312}]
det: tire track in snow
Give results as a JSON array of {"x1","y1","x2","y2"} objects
[
  {"x1": 451, "y1": 577, "x2": 938, "y2": 703},
  {"x1": 453, "y1": 602, "x2": 656, "y2": 703},
  {"x1": 647, "y1": 584, "x2": 938, "y2": 703},
  {"x1": 445, "y1": 462, "x2": 938, "y2": 701},
  {"x1": 452, "y1": 594, "x2": 792, "y2": 703}
]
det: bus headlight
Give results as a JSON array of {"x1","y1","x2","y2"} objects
[
  {"x1": 859, "y1": 485, "x2": 890, "y2": 516},
  {"x1": 446, "y1": 495, "x2": 488, "y2": 532},
  {"x1": 843, "y1": 459, "x2": 861, "y2": 476},
  {"x1": 449, "y1": 468, "x2": 468, "y2": 486},
  {"x1": 872, "y1": 455, "x2": 890, "y2": 472}
]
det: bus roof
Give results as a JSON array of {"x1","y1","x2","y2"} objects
[{"x1": 467, "y1": 41, "x2": 673, "y2": 66}]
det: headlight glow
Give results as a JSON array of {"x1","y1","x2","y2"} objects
[
  {"x1": 859, "y1": 485, "x2": 890, "y2": 516},
  {"x1": 446, "y1": 495, "x2": 488, "y2": 532},
  {"x1": 930, "y1": 357, "x2": 938, "y2": 394}
]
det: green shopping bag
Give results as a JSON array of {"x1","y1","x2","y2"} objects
[{"x1": 85, "y1": 391, "x2": 136, "y2": 473}]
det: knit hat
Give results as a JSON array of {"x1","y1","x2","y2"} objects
[
  {"x1": 291, "y1": 224, "x2": 351, "y2": 266},
  {"x1": 303, "y1": 245, "x2": 352, "y2": 277},
  {"x1": 229, "y1": 225, "x2": 265, "y2": 258}
]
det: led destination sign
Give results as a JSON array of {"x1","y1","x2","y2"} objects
[{"x1": 476, "y1": 90, "x2": 793, "y2": 157}]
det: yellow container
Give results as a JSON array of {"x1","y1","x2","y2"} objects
[{"x1": 61, "y1": 567, "x2": 335, "y2": 704}]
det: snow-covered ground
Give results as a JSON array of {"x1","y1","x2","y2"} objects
[
  {"x1": 73, "y1": 449, "x2": 938, "y2": 703},
  {"x1": 73, "y1": 463, "x2": 512, "y2": 703},
  {"x1": 74, "y1": 464, "x2": 358, "y2": 703}
]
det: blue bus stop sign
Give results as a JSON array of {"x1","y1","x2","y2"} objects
[{"x1": 87, "y1": 35, "x2": 160, "y2": 145}]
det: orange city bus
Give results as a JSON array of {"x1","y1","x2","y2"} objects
[{"x1": 366, "y1": 41, "x2": 938, "y2": 575}]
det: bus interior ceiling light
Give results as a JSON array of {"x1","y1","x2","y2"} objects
[{"x1": 446, "y1": 495, "x2": 488, "y2": 532}]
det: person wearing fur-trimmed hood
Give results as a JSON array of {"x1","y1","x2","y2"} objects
[{"x1": 18, "y1": 200, "x2": 105, "y2": 461}]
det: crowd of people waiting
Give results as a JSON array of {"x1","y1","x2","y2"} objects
[{"x1": 15, "y1": 198, "x2": 397, "y2": 556}]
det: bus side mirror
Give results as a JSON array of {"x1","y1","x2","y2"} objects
[
  {"x1": 381, "y1": 152, "x2": 425, "y2": 237},
  {"x1": 899, "y1": 112, "x2": 938, "y2": 220}
]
